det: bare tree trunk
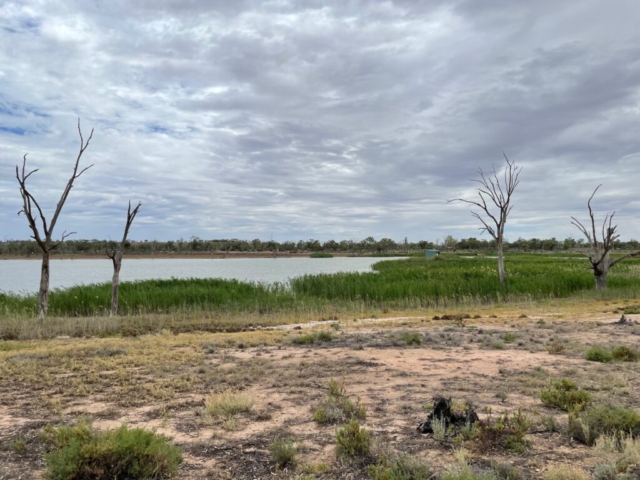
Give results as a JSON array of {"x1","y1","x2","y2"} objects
[
  {"x1": 107, "y1": 201, "x2": 141, "y2": 316},
  {"x1": 594, "y1": 271, "x2": 608, "y2": 290},
  {"x1": 39, "y1": 249, "x2": 50, "y2": 317},
  {"x1": 594, "y1": 252, "x2": 610, "y2": 290},
  {"x1": 110, "y1": 251, "x2": 122, "y2": 316},
  {"x1": 497, "y1": 241, "x2": 506, "y2": 285}
]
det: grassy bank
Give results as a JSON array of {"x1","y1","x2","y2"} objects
[{"x1": 1, "y1": 255, "x2": 639, "y2": 334}]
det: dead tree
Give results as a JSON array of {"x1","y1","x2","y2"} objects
[
  {"x1": 106, "y1": 201, "x2": 141, "y2": 316},
  {"x1": 16, "y1": 120, "x2": 94, "y2": 317},
  {"x1": 571, "y1": 185, "x2": 640, "y2": 290},
  {"x1": 449, "y1": 154, "x2": 522, "y2": 284}
]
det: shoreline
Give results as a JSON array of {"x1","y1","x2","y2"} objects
[{"x1": 0, "y1": 252, "x2": 409, "y2": 260}]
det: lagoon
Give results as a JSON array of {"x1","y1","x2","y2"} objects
[{"x1": 0, "y1": 257, "x2": 404, "y2": 294}]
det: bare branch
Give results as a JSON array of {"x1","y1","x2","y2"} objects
[
  {"x1": 610, "y1": 251, "x2": 640, "y2": 267},
  {"x1": 48, "y1": 119, "x2": 94, "y2": 236},
  {"x1": 121, "y1": 201, "x2": 142, "y2": 247},
  {"x1": 449, "y1": 154, "x2": 521, "y2": 242}
]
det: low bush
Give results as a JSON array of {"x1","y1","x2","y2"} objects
[
  {"x1": 586, "y1": 346, "x2": 614, "y2": 363},
  {"x1": 335, "y1": 420, "x2": 371, "y2": 457},
  {"x1": 269, "y1": 438, "x2": 297, "y2": 468},
  {"x1": 43, "y1": 422, "x2": 182, "y2": 480},
  {"x1": 568, "y1": 405, "x2": 640, "y2": 445},
  {"x1": 586, "y1": 345, "x2": 639, "y2": 363},
  {"x1": 392, "y1": 331, "x2": 423, "y2": 346},
  {"x1": 540, "y1": 379, "x2": 592, "y2": 412},
  {"x1": 546, "y1": 341, "x2": 566, "y2": 355},
  {"x1": 292, "y1": 332, "x2": 333, "y2": 345},
  {"x1": 477, "y1": 409, "x2": 532, "y2": 453},
  {"x1": 502, "y1": 333, "x2": 517, "y2": 343},
  {"x1": 313, "y1": 379, "x2": 366, "y2": 424},
  {"x1": 368, "y1": 454, "x2": 433, "y2": 480},
  {"x1": 611, "y1": 345, "x2": 640, "y2": 362}
]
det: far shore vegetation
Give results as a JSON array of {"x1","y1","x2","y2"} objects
[{"x1": 2, "y1": 235, "x2": 640, "y2": 258}]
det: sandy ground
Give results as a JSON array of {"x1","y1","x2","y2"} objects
[{"x1": 1, "y1": 301, "x2": 639, "y2": 479}]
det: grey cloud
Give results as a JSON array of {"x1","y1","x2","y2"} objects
[{"x1": 0, "y1": 0, "x2": 639, "y2": 242}]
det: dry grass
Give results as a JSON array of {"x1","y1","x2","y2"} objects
[
  {"x1": 205, "y1": 390, "x2": 255, "y2": 418},
  {"x1": 543, "y1": 465, "x2": 590, "y2": 480},
  {"x1": 1, "y1": 300, "x2": 640, "y2": 479}
]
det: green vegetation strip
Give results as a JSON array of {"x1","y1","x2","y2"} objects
[{"x1": 2, "y1": 255, "x2": 640, "y2": 320}]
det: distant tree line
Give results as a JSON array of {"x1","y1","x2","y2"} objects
[{"x1": 2, "y1": 235, "x2": 639, "y2": 257}]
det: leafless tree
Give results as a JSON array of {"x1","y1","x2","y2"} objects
[
  {"x1": 16, "y1": 120, "x2": 94, "y2": 317},
  {"x1": 449, "y1": 154, "x2": 522, "y2": 284},
  {"x1": 106, "y1": 201, "x2": 141, "y2": 316},
  {"x1": 571, "y1": 185, "x2": 640, "y2": 290}
]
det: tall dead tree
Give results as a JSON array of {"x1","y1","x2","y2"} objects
[
  {"x1": 106, "y1": 201, "x2": 141, "y2": 316},
  {"x1": 16, "y1": 120, "x2": 94, "y2": 317},
  {"x1": 571, "y1": 185, "x2": 640, "y2": 290},
  {"x1": 449, "y1": 154, "x2": 522, "y2": 284}
]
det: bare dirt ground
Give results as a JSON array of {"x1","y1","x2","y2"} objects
[{"x1": 1, "y1": 299, "x2": 639, "y2": 479}]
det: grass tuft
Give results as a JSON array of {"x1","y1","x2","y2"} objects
[
  {"x1": 543, "y1": 465, "x2": 589, "y2": 480},
  {"x1": 368, "y1": 454, "x2": 433, "y2": 480},
  {"x1": 313, "y1": 379, "x2": 366, "y2": 424},
  {"x1": 269, "y1": 438, "x2": 297, "y2": 468},
  {"x1": 204, "y1": 389, "x2": 254, "y2": 419},
  {"x1": 42, "y1": 422, "x2": 182, "y2": 480}
]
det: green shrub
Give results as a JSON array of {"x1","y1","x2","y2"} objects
[
  {"x1": 478, "y1": 409, "x2": 532, "y2": 453},
  {"x1": 269, "y1": 438, "x2": 297, "y2": 468},
  {"x1": 313, "y1": 379, "x2": 366, "y2": 424},
  {"x1": 568, "y1": 405, "x2": 640, "y2": 445},
  {"x1": 502, "y1": 333, "x2": 517, "y2": 343},
  {"x1": 317, "y1": 331, "x2": 333, "y2": 342},
  {"x1": 292, "y1": 332, "x2": 333, "y2": 345},
  {"x1": 611, "y1": 345, "x2": 640, "y2": 362},
  {"x1": 586, "y1": 346, "x2": 614, "y2": 363},
  {"x1": 368, "y1": 454, "x2": 433, "y2": 480},
  {"x1": 335, "y1": 420, "x2": 371, "y2": 457},
  {"x1": 540, "y1": 379, "x2": 592, "y2": 411},
  {"x1": 310, "y1": 252, "x2": 333, "y2": 258},
  {"x1": 490, "y1": 462, "x2": 522, "y2": 480},
  {"x1": 393, "y1": 331, "x2": 423, "y2": 346},
  {"x1": 43, "y1": 422, "x2": 182, "y2": 480}
]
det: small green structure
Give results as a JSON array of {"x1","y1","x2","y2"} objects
[{"x1": 425, "y1": 249, "x2": 440, "y2": 259}]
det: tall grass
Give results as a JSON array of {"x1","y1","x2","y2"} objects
[
  {"x1": 290, "y1": 256, "x2": 640, "y2": 304},
  {"x1": 1, "y1": 255, "x2": 639, "y2": 325},
  {"x1": 1, "y1": 278, "x2": 295, "y2": 317}
]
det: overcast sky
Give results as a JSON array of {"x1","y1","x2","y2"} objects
[{"x1": 1, "y1": 0, "x2": 639, "y2": 243}]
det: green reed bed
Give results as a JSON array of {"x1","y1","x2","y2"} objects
[
  {"x1": 290, "y1": 255, "x2": 640, "y2": 303},
  {"x1": 1, "y1": 255, "x2": 639, "y2": 323},
  {"x1": 1, "y1": 278, "x2": 296, "y2": 318}
]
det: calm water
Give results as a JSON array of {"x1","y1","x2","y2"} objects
[{"x1": 0, "y1": 257, "x2": 404, "y2": 294}]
